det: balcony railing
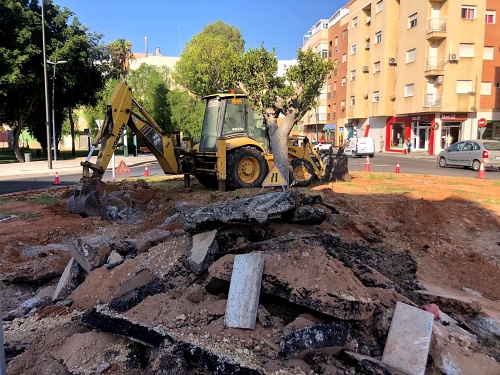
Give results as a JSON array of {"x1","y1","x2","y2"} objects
[
  {"x1": 423, "y1": 93, "x2": 442, "y2": 108},
  {"x1": 425, "y1": 56, "x2": 446, "y2": 71},
  {"x1": 426, "y1": 18, "x2": 447, "y2": 34}
]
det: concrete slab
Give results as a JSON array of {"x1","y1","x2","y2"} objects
[
  {"x1": 187, "y1": 229, "x2": 218, "y2": 275},
  {"x1": 65, "y1": 239, "x2": 91, "y2": 272},
  {"x1": 382, "y1": 302, "x2": 434, "y2": 375},
  {"x1": 52, "y1": 257, "x2": 75, "y2": 301},
  {"x1": 224, "y1": 253, "x2": 265, "y2": 329}
]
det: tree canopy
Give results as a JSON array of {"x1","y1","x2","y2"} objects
[
  {"x1": 174, "y1": 20, "x2": 244, "y2": 98},
  {"x1": 0, "y1": 0, "x2": 107, "y2": 161},
  {"x1": 237, "y1": 47, "x2": 334, "y2": 182}
]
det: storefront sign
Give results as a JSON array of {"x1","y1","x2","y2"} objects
[{"x1": 441, "y1": 114, "x2": 467, "y2": 121}]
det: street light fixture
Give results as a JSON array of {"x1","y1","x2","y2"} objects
[{"x1": 47, "y1": 58, "x2": 67, "y2": 161}]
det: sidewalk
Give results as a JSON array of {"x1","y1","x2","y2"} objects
[{"x1": 0, "y1": 154, "x2": 158, "y2": 180}]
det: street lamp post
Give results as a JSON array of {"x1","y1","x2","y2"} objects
[
  {"x1": 47, "y1": 58, "x2": 67, "y2": 161},
  {"x1": 41, "y1": 1, "x2": 52, "y2": 169}
]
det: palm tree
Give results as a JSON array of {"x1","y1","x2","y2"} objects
[{"x1": 109, "y1": 39, "x2": 135, "y2": 79}]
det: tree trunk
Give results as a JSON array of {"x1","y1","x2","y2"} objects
[
  {"x1": 69, "y1": 106, "x2": 76, "y2": 157},
  {"x1": 266, "y1": 112, "x2": 296, "y2": 186},
  {"x1": 12, "y1": 119, "x2": 24, "y2": 162}
]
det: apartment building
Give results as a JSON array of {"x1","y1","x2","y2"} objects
[
  {"x1": 306, "y1": 0, "x2": 500, "y2": 154},
  {"x1": 300, "y1": 18, "x2": 331, "y2": 142}
]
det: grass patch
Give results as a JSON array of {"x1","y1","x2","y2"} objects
[
  {"x1": 372, "y1": 185, "x2": 412, "y2": 194},
  {"x1": 0, "y1": 210, "x2": 41, "y2": 219},
  {"x1": 29, "y1": 196, "x2": 66, "y2": 206},
  {"x1": 484, "y1": 197, "x2": 500, "y2": 205},
  {"x1": 367, "y1": 173, "x2": 396, "y2": 181}
]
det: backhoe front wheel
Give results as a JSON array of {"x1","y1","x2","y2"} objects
[
  {"x1": 290, "y1": 158, "x2": 315, "y2": 187},
  {"x1": 226, "y1": 147, "x2": 267, "y2": 189}
]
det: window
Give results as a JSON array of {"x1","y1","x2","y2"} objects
[
  {"x1": 350, "y1": 96, "x2": 355, "y2": 106},
  {"x1": 322, "y1": 22, "x2": 329, "y2": 29},
  {"x1": 373, "y1": 91, "x2": 380, "y2": 102},
  {"x1": 484, "y1": 46, "x2": 494, "y2": 60},
  {"x1": 321, "y1": 49, "x2": 328, "y2": 58},
  {"x1": 353, "y1": 17, "x2": 358, "y2": 28},
  {"x1": 376, "y1": 0, "x2": 383, "y2": 13},
  {"x1": 497, "y1": 82, "x2": 500, "y2": 89},
  {"x1": 486, "y1": 10, "x2": 496, "y2": 24},
  {"x1": 406, "y1": 48, "x2": 416, "y2": 63},
  {"x1": 334, "y1": 36, "x2": 339, "y2": 47},
  {"x1": 374, "y1": 61, "x2": 381, "y2": 73},
  {"x1": 461, "y1": 6, "x2": 476, "y2": 20},
  {"x1": 408, "y1": 13, "x2": 417, "y2": 28},
  {"x1": 343, "y1": 29, "x2": 348, "y2": 39},
  {"x1": 456, "y1": 80, "x2": 473, "y2": 94},
  {"x1": 459, "y1": 43, "x2": 474, "y2": 57},
  {"x1": 341, "y1": 77, "x2": 347, "y2": 86},
  {"x1": 342, "y1": 53, "x2": 347, "y2": 63},
  {"x1": 481, "y1": 82, "x2": 492, "y2": 95},
  {"x1": 340, "y1": 100, "x2": 346, "y2": 109},
  {"x1": 404, "y1": 84, "x2": 414, "y2": 97},
  {"x1": 351, "y1": 70, "x2": 356, "y2": 81},
  {"x1": 351, "y1": 44, "x2": 357, "y2": 55},
  {"x1": 375, "y1": 31, "x2": 382, "y2": 44},
  {"x1": 333, "y1": 82, "x2": 337, "y2": 91}
]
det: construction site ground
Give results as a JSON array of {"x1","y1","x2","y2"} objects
[{"x1": 1, "y1": 171, "x2": 499, "y2": 374}]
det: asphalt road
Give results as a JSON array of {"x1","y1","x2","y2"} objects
[{"x1": 0, "y1": 154, "x2": 498, "y2": 195}]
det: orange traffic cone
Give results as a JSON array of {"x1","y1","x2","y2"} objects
[
  {"x1": 364, "y1": 155, "x2": 371, "y2": 172},
  {"x1": 477, "y1": 160, "x2": 485, "y2": 179},
  {"x1": 144, "y1": 166, "x2": 149, "y2": 177},
  {"x1": 395, "y1": 163, "x2": 401, "y2": 173},
  {"x1": 53, "y1": 172, "x2": 60, "y2": 185}
]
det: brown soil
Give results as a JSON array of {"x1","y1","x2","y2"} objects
[{"x1": 1, "y1": 172, "x2": 499, "y2": 374}]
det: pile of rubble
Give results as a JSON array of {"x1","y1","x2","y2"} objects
[{"x1": 2, "y1": 188, "x2": 499, "y2": 374}]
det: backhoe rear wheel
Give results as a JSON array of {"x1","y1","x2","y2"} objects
[
  {"x1": 226, "y1": 147, "x2": 267, "y2": 189},
  {"x1": 290, "y1": 158, "x2": 315, "y2": 187}
]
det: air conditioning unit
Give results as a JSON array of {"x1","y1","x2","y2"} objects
[
  {"x1": 449, "y1": 53, "x2": 459, "y2": 61},
  {"x1": 388, "y1": 57, "x2": 397, "y2": 65},
  {"x1": 365, "y1": 17, "x2": 371, "y2": 25},
  {"x1": 362, "y1": 66, "x2": 369, "y2": 73},
  {"x1": 340, "y1": 102, "x2": 346, "y2": 109},
  {"x1": 365, "y1": 43, "x2": 370, "y2": 50},
  {"x1": 365, "y1": 35, "x2": 371, "y2": 41},
  {"x1": 390, "y1": 94, "x2": 396, "y2": 101},
  {"x1": 435, "y1": 76, "x2": 443, "y2": 84},
  {"x1": 363, "y1": 92, "x2": 368, "y2": 99}
]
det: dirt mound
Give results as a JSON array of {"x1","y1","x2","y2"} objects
[{"x1": 1, "y1": 174, "x2": 499, "y2": 374}]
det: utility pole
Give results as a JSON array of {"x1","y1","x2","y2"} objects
[
  {"x1": 48, "y1": 56, "x2": 67, "y2": 161},
  {"x1": 41, "y1": 1, "x2": 52, "y2": 169}
]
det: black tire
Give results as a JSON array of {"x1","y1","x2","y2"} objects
[
  {"x1": 351, "y1": 151, "x2": 357, "y2": 158},
  {"x1": 369, "y1": 153, "x2": 375, "y2": 158},
  {"x1": 472, "y1": 159, "x2": 481, "y2": 171},
  {"x1": 226, "y1": 147, "x2": 267, "y2": 189},
  {"x1": 438, "y1": 157, "x2": 447, "y2": 168},
  {"x1": 290, "y1": 158, "x2": 315, "y2": 187},
  {"x1": 195, "y1": 173, "x2": 218, "y2": 188}
]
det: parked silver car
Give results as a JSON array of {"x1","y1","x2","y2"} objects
[{"x1": 437, "y1": 140, "x2": 500, "y2": 171}]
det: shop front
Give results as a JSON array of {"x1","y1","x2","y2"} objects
[{"x1": 438, "y1": 113, "x2": 468, "y2": 152}]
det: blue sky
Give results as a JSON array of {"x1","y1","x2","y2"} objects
[{"x1": 54, "y1": 0, "x2": 346, "y2": 60}]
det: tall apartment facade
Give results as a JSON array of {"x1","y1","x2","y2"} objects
[{"x1": 306, "y1": 0, "x2": 500, "y2": 154}]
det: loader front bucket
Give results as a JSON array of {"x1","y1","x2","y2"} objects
[
  {"x1": 67, "y1": 178, "x2": 109, "y2": 219},
  {"x1": 322, "y1": 148, "x2": 351, "y2": 182}
]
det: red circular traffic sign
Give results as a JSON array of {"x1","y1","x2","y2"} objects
[
  {"x1": 432, "y1": 122, "x2": 439, "y2": 130},
  {"x1": 478, "y1": 118, "x2": 487, "y2": 128}
]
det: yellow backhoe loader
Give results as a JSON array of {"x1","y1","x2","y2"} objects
[{"x1": 67, "y1": 82, "x2": 344, "y2": 218}]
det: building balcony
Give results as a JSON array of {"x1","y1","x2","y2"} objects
[
  {"x1": 423, "y1": 93, "x2": 442, "y2": 108},
  {"x1": 424, "y1": 56, "x2": 446, "y2": 77},
  {"x1": 426, "y1": 18, "x2": 447, "y2": 40}
]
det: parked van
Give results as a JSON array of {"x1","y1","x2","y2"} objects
[{"x1": 344, "y1": 137, "x2": 375, "y2": 158}]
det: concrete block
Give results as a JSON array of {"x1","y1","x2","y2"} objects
[
  {"x1": 224, "y1": 253, "x2": 265, "y2": 329},
  {"x1": 52, "y1": 257, "x2": 75, "y2": 301},
  {"x1": 382, "y1": 302, "x2": 434, "y2": 375},
  {"x1": 65, "y1": 239, "x2": 91, "y2": 272},
  {"x1": 187, "y1": 229, "x2": 218, "y2": 275}
]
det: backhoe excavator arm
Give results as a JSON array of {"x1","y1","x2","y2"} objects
[{"x1": 67, "y1": 82, "x2": 185, "y2": 218}]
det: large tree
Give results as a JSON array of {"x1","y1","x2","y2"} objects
[
  {"x1": 237, "y1": 47, "x2": 334, "y2": 183},
  {"x1": 128, "y1": 63, "x2": 173, "y2": 133},
  {"x1": 108, "y1": 38, "x2": 135, "y2": 80},
  {"x1": 167, "y1": 90, "x2": 205, "y2": 139},
  {"x1": 174, "y1": 20, "x2": 244, "y2": 98},
  {"x1": 0, "y1": 0, "x2": 107, "y2": 161}
]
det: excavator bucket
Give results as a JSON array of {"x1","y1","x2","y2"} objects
[
  {"x1": 322, "y1": 147, "x2": 351, "y2": 182},
  {"x1": 67, "y1": 178, "x2": 109, "y2": 219}
]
